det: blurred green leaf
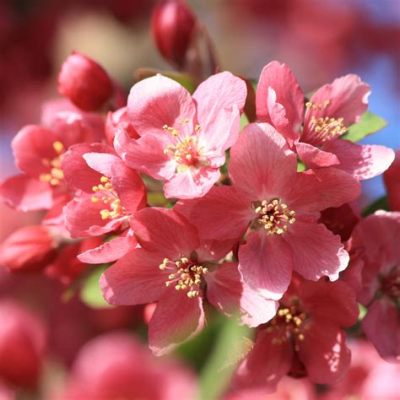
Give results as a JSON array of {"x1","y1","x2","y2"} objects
[
  {"x1": 342, "y1": 112, "x2": 387, "y2": 142},
  {"x1": 240, "y1": 114, "x2": 249, "y2": 129},
  {"x1": 80, "y1": 265, "x2": 112, "y2": 309},
  {"x1": 358, "y1": 304, "x2": 367, "y2": 321},
  {"x1": 362, "y1": 196, "x2": 388, "y2": 217},
  {"x1": 199, "y1": 316, "x2": 252, "y2": 400}
]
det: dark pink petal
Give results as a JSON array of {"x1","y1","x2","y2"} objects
[
  {"x1": 284, "y1": 221, "x2": 349, "y2": 281},
  {"x1": 298, "y1": 280, "x2": 358, "y2": 328},
  {"x1": 0, "y1": 175, "x2": 53, "y2": 211},
  {"x1": 298, "y1": 321, "x2": 351, "y2": 384},
  {"x1": 235, "y1": 327, "x2": 292, "y2": 392},
  {"x1": 115, "y1": 130, "x2": 176, "y2": 181},
  {"x1": 132, "y1": 208, "x2": 199, "y2": 258},
  {"x1": 309, "y1": 74, "x2": 370, "y2": 127},
  {"x1": 175, "y1": 186, "x2": 252, "y2": 241},
  {"x1": 163, "y1": 167, "x2": 220, "y2": 199},
  {"x1": 384, "y1": 150, "x2": 400, "y2": 211},
  {"x1": 323, "y1": 140, "x2": 395, "y2": 180},
  {"x1": 64, "y1": 194, "x2": 125, "y2": 238},
  {"x1": 100, "y1": 249, "x2": 166, "y2": 305},
  {"x1": 362, "y1": 299, "x2": 400, "y2": 361},
  {"x1": 193, "y1": 71, "x2": 246, "y2": 131},
  {"x1": 206, "y1": 262, "x2": 278, "y2": 327},
  {"x1": 295, "y1": 142, "x2": 340, "y2": 168},
  {"x1": 287, "y1": 168, "x2": 361, "y2": 215},
  {"x1": 196, "y1": 239, "x2": 237, "y2": 263},
  {"x1": 256, "y1": 61, "x2": 304, "y2": 143},
  {"x1": 148, "y1": 292, "x2": 205, "y2": 356},
  {"x1": 229, "y1": 123, "x2": 297, "y2": 199},
  {"x1": 12, "y1": 125, "x2": 59, "y2": 177},
  {"x1": 78, "y1": 235, "x2": 138, "y2": 264},
  {"x1": 62, "y1": 143, "x2": 112, "y2": 192},
  {"x1": 239, "y1": 231, "x2": 293, "y2": 300},
  {"x1": 127, "y1": 75, "x2": 196, "y2": 137}
]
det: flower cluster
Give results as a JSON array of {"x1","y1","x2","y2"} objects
[{"x1": 0, "y1": 47, "x2": 398, "y2": 397}]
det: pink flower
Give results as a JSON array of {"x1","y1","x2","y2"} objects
[
  {"x1": 233, "y1": 278, "x2": 358, "y2": 392},
  {"x1": 54, "y1": 333, "x2": 197, "y2": 400},
  {"x1": 350, "y1": 211, "x2": 400, "y2": 361},
  {"x1": 101, "y1": 208, "x2": 277, "y2": 355},
  {"x1": 256, "y1": 61, "x2": 394, "y2": 180},
  {"x1": 63, "y1": 143, "x2": 146, "y2": 238},
  {"x1": 384, "y1": 149, "x2": 400, "y2": 211},
  {"x1": 115, "y1": 72, "x2": 247, "y2": 199},
  {"x1": 177, "y1": 123, "x2": 360, "y2": 299}
]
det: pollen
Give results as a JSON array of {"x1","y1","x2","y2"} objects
[
  {"x1": 164, "y1": 136, "x2": 203, "y2": 170},
  {"x1": 39, "y1": 141, "x2": 65, "y2": 186},
  {"x1": 91, "y1": 176, "x2": 125, "y2": 220},
  {"x1": 253, "y1": 198, "x2": 296, "y2": 235},
  {"x1": 159, "y1": 256, "x2": 208, "y2": 298},
  {"x1": 309, "y1": 116, "x2": 347, "y2": 141}
]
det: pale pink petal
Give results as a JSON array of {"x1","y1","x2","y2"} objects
[
  {"x1": 148, "y1": 292, "x2": 205, "y2": 356},
  {"x1": 131, "y1": 208, "x2": 199, "y2": 258},
  {"x1": 323, "y1": 140, "x2": 395, "y2": 180},
  {"x1": 0, "y1": 175, "x2": 53, "y2": 211},
  {"x1": 295, "y1": 141, "x2": 340, "y2": 168},
  {"x1": 100, "y1": 249, "x2": 166, "y2": 305},
  {"x1": 175, "y1": 186, "x2": 252, "y2": 241},
  {"x1": 229, "y1": 123, "x2": 297, "y2": 199},
  {"x1": 78, "y1": 235, "x2": 137, "y2": 264},
  {"x1": 298, "y1": 321, "x2": 351, "y2": 384},
  {"x1": 127, "y1": 75, "x2": 196, "y2": 137},
  {"x1": 238, "y1": 231, "x2": 293, "y2": 300},
  {"x1": 163, "y1": 167, "x2": 220, "y2": 199},
  {"x1": 362, "y1": 299, "x2": 400, "y2": 361},
  {"x1": 284, "y1": 220, "x2": 349, "y2": 281},
  {"x1": 193, "y1": 71, "x2": 246, "y2": 131},
  {"x1": 256, "y1": 61, "x2": 304, "y2": 143},
  {"x1": 206, "y1": 262, "x2": 278, "y2": 327}
]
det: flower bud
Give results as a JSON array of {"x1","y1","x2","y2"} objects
[
  {"x1": 151, "y1": 0, "x2": 196, "y2": 67},
  {"x1": 0, "y1": 226, "x2": 56, "y2": 272},
  {"x1": 0, "y1": 301, "x2": 46, "y2": 388},
  {"x1": 58, "y1": 52, "x2": 113, "y2": 111}
]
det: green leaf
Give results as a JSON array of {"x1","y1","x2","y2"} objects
[
  {"x1": 240, "y1": 113, "x2": 249, "y2": 129},
  {"x1": 342, "y1": 112, "x2": 387, "y2": 142},
  {"x1": 362, "y1": 196, "x2": 388, "y2": 217},
  {"x1": 199, "y1": 316, "x2": 252, "y2": 400},
  {"x1": 80, "y1": 265, "x2": 112, "y2": 309}
]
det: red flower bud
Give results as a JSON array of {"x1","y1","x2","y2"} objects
[
  {"x1": 0, "y1": 226, "x2": 56, "y2": 272},
  {"x1": 0, "y1": 301, "x2": 46, "y2": 388},
  {"x1": 151, "y1": 0, "x2": 196, "y2": 67},
  {"x1": 58, "y1": 52, "x2": 113, "y2": 111}
]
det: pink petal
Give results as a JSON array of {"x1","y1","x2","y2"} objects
[
  {"x1": 100, "y1": 249, "x2": 166, "y2": 305},
  {"x1": 195, "y1": 239, "x2": 237, "y2": 262},
  {"x1": 0, "y1": 175, "x2": 53, "y2": 211},
  {"x1": 132, "y1": 208, "x2": 199, "y2": 258},
  {"x1": 284, "y1": 220, "x2": 349, "y2": 281},
  {"x1": 229, "y1": 123, "x2": 297, "y2": 199},
  {"x1": 163, "y1": 167, "x2": 220, "y2": 199},
  {"x1": 115, "y1": 130, "x2": 176, "y2": 181},
  {"x1": 78, "y1": 235, "x2": 137, "y2": 264},
  {"x1": 148, "y1": 292, "x2": 205, "y2": 356},
  {"x1": 175, "y1": 186, "x2": 252, "y2": 241},
  {"x1": 309, "y1": 74, "x2": 370, "y2": 127},
  {"x1": 384, "y1": 150, "x2": 400, "y2": 211},
  {"x1": 295, "y1": 141, "x2": 340, "y2": 168},
  {"x1": 193, "y1": 71, "x2": 247, "y2": 132},
  {"x1": 299, "y1": 321, "x2": 351, "y2": 384},
  {"x1": 362, "y1": 299, "x2": 400, "y2": 361},
  {"x1": 238, "y1": 231, "x2": 293, "y2": 300},
  {"x1": 256, "y1": 61, "x2": 304, "y2": 143},
  {"x1": 206, "y1": 262, "x2": 278, "y2": 327},
  {"x1": 323, "y1": 139, "x2": 395, "y2": 180},
  {"x1": 127, "y1": 74, "x2": 196, "y2": 137}
]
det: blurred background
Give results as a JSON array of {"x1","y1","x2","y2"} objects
[{"x1": 0, "y1": 1, "x2": 399, "y2": 398}]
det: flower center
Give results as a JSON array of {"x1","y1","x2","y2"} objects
[
  {"x1": 39, "y1": 141, "x2": 65, "y2": 186},
  {"x1": 91, "y1": 176, "x2": 125, "y2": 220},
  {"x1": 253, "y1": 198, "x2": 296, "y2": 235},
  {"x1": 159, "y1": 256, "x2": 208, "y2": 298}
]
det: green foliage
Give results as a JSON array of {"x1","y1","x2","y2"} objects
[
  {"x1": 362, "y1": 196, "x2": 388, "y2": 217},
  {"x1": 80, "y1": 265, "x2": 112, "y2": 309},
  {"x1": 342, "y1": 112, "x2": 387, "y2": 142}
]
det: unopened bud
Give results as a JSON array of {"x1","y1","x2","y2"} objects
[
  {"x1": 151, "y1": 0, "x2": 196, "y2": 67},
  {"x1": 58, "y1": 51, "x2": 113, "y2": 111}
]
